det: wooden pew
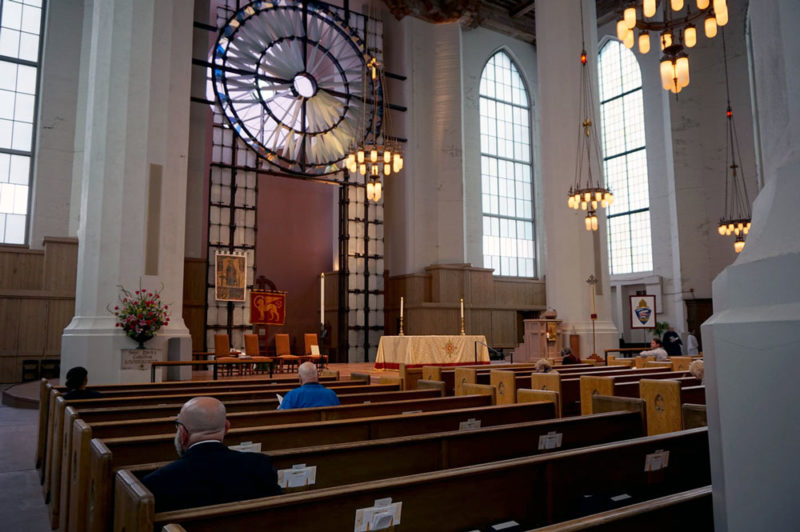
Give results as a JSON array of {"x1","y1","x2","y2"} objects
[
  {"x1": 682, "y1": 403, "x2": 707, "y2": 430},
  {"x1": 44, "y1": 383, "x2": 395, "y2": 528},
  {"x1": 114, "y1": 411, "x2": 644, "y2": 531},
  {"x1": 528, "y1": 485, "x2": 713, "y2": 531},
  {"x1": 639, "y1": 380, "x2": 706, "y2": 435},
  {"x1": 57, "y1": 389, "x2": 442, "y2": 532},
  {"x1": 579, "y1": 372, "x2": 691, "y2": 415},
  {"x1": 87, "y1": 402, "x2": 556, "y2": 532},
  {"x1": 517, "y1": 389, "x2": 560, "y2": 416},
  {"x1": 120, "y1": 427, "x2": 709, "y2": 532},
  {"x1": 611, "y1": 377, "x2": 700, "y2": 400}
]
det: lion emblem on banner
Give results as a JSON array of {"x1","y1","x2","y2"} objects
[{"x1": 250, "y1": 291, "x2": 287, "y2": 325}]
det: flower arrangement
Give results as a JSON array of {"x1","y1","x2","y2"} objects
[{"x1": 111, "y1": 286, "x2": 170, "y2": 348}]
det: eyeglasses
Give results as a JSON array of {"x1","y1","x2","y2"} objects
[{"x1": 175, "y1": 420, "x2": 187, "y2": 432}]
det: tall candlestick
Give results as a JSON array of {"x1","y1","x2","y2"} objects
[
  {"x1": 400, "y1": 296, "x2": 404, "y2": 319},
  {"x1": 320, "y1": 273, "x2": 325, "y2": 325},
  {"x1": 460, "y1": 298, "x2": 464, "y2": 319},
  {"x1": 460, "y1": 298, "x2": 465, "y2": 335}
]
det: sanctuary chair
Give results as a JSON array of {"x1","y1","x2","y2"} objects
[
  {"x1": 214, "y1": 333, "x2": 241, "y2": 377},
  {"x1": 245, "y1": 333, "x2": 275, "y2": 375},
  {"x1": 304, "y1": 333, "x2": 328, "y2": 369},
  {"x1": 275, "y1": 334, "x2": 305, "y2": 373}
]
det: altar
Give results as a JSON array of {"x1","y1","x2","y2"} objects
[{"x1": 374, "y1": 335, "x2": 491, "y2": 369}]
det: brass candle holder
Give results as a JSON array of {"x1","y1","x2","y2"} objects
[{"x1": 399, "y1": 316, "x2": 404, "y2": 336}]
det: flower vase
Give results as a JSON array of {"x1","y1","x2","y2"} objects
[{"x1": 132, "y1": 333, "x2": 154, "y2": 350}]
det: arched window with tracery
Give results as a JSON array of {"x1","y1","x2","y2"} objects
[
  {"x1": 598, "y1": 40, "x2": 653, "y2": 274},
  {"x1": 479, "y1": 51, "x2": 535, "y2": 277}
]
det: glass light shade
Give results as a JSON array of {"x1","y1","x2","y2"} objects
[
  {"x1": 617, "y1": 20, "x2": 628, "y2": 41},
  {"x1": 373, "y1": 181, "x2": 382, "y2": 202},
  {"x1": 608, "y1": 193, "x2": 614, "y2": 205},
  {"x1": 357, "y1": 150, "x2": 365, "y2": 163},
  {"x1": 718, "y1": 224, "x2": 727, "y2": 235},
  {"x1": 639, "y1": 32, "x2": 651, "y2": 54},
  {"x1": 697, "y1": 0, "x2": 710, "y2": 9},
  {"x1": 581, "y1": 201, "x2": 588, "y2": 211},
  {"x1": 568, "y1": 196, "x2": 575, "y2": 209},
  {"x1": 591, "y1": 216, "x2": 599, "y2": 231},
  {"x1": 366, "y1": 181, "x2": 375, "y2": 200},
  {"x1": 660, "y1": 58, "x2": 676, "y2": 91},
  {"x1": 584, "y1": 192, "x2": 591, "y2": 201},
  {"x1": 716, "y1": 4, "x2": 729, "y2": 26},
  {"x1": 384, "y1": 150, "x2": 391, "y2": 163},
  {"x1": 371, "y1": 164, "x2": 379, "y2": 176},
  {"x1": 370, "y1": 149, "x2": 378, "y2": 163},
  {"x1": 624, "y1": 29, "x2": 635, "y2": 49},
  {"x1": 624, "y1": 7, "x2": 637, "y2": 29},
  {"x1": 591, "y1": 200, "x2": 598, "y2": 209},
  {"x1": 734, "y1": 227, "x2": 740, "y2": 235},
  {"x1": 595, "y1": 191, "x2": 602, "y2": 201},
  {"x1": 684, "y1": 25, "x2": 697, "y2": 47},
  {"x1": 584, "y1": 216, "x2": 592, "y2": 231},
  {"x1": 359, "y1": 163, "x2": 367, "y2": 175},
  {"x1": 705, "y1": 15, "x2": 718, "y2": 37},
  {"x1": 676, "y1": 56, "x2": 690, "y2": 87},
  {"x1": 734, "y1": 238, "x2": 745, "y2": 253},
  {"x1": 601, "y1": 199, "x2": 608, "y2": 208},
  {"x1": 661, "y1": 32, "x2": 673, "y2": 50},
  {"x1": 744, "y1": 222, "x2": 751, "y2": 234},
  {"x1": 644, "y1": 0, "x2": 657, "y2": 17},
  {"x1": 671, "y1": 0, "x2": 684, "y2": 11},
  {"x1": 713, "y1": 0, "x2": 727, "y2": 14},
  {"x1": 383, "y1": 163, "x2": 390, "y2": 176}
]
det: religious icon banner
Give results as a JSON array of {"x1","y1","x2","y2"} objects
[
  {"x1": 630, "y1": 295, "x2": 656, "y2": 329},
  {"x1": 215, "y1": 252, "x2": 247, "y2": 302},
  {"x1": 250, "y1": 290, "x2": 287, "y2": 325}
]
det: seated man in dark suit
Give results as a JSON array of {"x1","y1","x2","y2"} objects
[
  {"x1": 278, "y1": 361, "x2": 340, "y2": 410},
  {"x1": 142, "y1": 396, "x2": 282, "y2": 512},
  {"x1": 62, "y1": 366, "x2": 103, "y2": 400}
]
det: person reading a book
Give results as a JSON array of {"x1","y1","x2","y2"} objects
[{"x1": 277, "y1": 362, "x2": 340, "y2": 409}]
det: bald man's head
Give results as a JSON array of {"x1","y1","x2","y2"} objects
[
  {"x1": 297, "y1": 362, "x2": 318, "y2": 385},
  {"x1": 174, "y1": 397, "x2": 229, "y2": 454}
]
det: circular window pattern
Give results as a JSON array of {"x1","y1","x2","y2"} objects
[{"x1": 212, "y1": 1, "x2": 376, "y2": 175}]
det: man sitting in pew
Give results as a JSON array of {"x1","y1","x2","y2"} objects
[
  {"x1": 278, "y1": 362, "x2": 340, "y2": 410},
  {"x1": 142, "y1": 396, "x2": 282, "y2": 512},
  {"x1": 639, "y1": 338, "x2": 668, "y2": 361}
]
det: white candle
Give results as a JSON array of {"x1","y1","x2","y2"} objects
[
  {"x1": 320, "y1": 273, "x2": 325, "y2": 325},
  {"x1": 400, "y1": 297, "x2": 404, "y2": 319},
  {"x1": 590, "y1": 284, "x2": 596, "y2": 315},
  {"x1": 460, "y1": 298, "x2": 464, "y2": 319}
]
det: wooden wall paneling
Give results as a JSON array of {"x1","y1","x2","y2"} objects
[
  {"x1": 45, "y1": 299, "x2": 75, "y2": 355},
  {"x1": 426, "y1": 265, "x2": 465, "y2": 304},
  {"x1": 469, "y1": 309, "x2": 493, "y2": 343},
  {"x1": 16, "y1": 299, "x2": 48, "y2": 356},
  {"x1": 491, "y1": 309, "x2": 519, "y2": 347},
  {"x1": 0, "y1": 355, "x2": 17, "y2": 383},
  {"x1": 41, "y1": 238, "x2": 78, "y2": 291},
  {"x1": 182, "y1": 258, "x2": 207, "y2": 351},
  {"x1": 0, "y1": 247, "x2": 44, "y2": 290},
  {"x1": 0, "y1": 297, "x2": 22, "y2": 354},
  {"x1": 468, "y1": 268, "x2": 494, "y2": 306}
]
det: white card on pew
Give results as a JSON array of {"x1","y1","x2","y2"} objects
[
  {"x1": 537, "y1": 431, "x2": 563, "y2": 450},
  {"x1": 229, "y1": 441, "x2": 261, "y2": 453},
  {"x1": 276, "y1": 393, "x2": 283, "y2": 406},
  {"x1": 644, "y1": 450, "x2": 670, "y2": 472},
  {"x1": 402, "y1": 410, "x2": 422, "y2": 415},
  {"x1": 459, "y1": 418, "x2": 481, "y2": 431},
  {"x1": 354, "y1": 498, "x2": 402, "y2": 532},
  {"x1": 277, "y1": 464, "x2": 317, "y2": 488},
  {"x1": 311, "y1": 345, "x2": 320, "y2": 355}
]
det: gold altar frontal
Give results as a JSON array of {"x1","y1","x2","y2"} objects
[{"x1": 374, "y1": 335, "x2": 491, "y2": 369}]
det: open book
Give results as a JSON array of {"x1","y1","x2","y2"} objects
[{"x1": 276, "y1": 393, "x2": 283, "y2": 407}]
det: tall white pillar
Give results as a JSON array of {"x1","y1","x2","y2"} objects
[
  {"x1": 60, "y1": 0, "x2": 194, "y2": 384},
  {"x1": 535, "y1": 0, "x2": 617, "y2": 356},
  {"x1": 702, "y1": 1, "x2": 800, "y2": 530}
]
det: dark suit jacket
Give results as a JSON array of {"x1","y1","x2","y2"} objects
[{"x1": 142, "y1": 441, "x2": 282, "y2": 513}]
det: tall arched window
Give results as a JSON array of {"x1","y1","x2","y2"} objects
[
  {"x1": 479, "y1": 51, "x2": 535, "y2": 277},
  {"x1": 0, "y1": 0, "x2": 44, "y2": 244},
  {"x1": 598, "y1": 40, "x2": 653, "y2": 275}
]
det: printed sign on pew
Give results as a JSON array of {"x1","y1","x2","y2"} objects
[{"x1": 120, "y1": 349, "x2": 161, "y2": 370}]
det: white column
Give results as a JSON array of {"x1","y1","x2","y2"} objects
[
  {"x1": 535, "y1": 0, "x2": 617, "y2": 356},
  {"x1": 701, "y1": 1, "x2": 800, "y2": 530},
  {"x1": 60, "y1": 0, "x2": 194, "y2": 384}
]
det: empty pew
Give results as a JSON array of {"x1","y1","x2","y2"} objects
[
  {"x1": 44, "y1": 383, "x2": 396, "y2": 529},
  {"x1": 682, "y1": 403, "x2": 707, "y2": 430},
  {"x1": 114, "y1": 410, "x2": 645, "y2": 531},
  {"x1": 87, "y1": 402, "x2": 556, "y2": 532},
  {"x1": 528, "y1": 485, "x2": 713, "y2": 531},
  {"x1": 579, "y1": 372, "x2": 692, "y2": 415},
  {"x1": 57, "y1": 388, "x2": 441, "y2": 532},
  {"x1": 124, "y1": 427, "x2": 709, "y2": 532},
  {"x1": 591, "y1": 395, "x2": 646, "y2": 430}
]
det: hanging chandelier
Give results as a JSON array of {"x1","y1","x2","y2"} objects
[
  {"x1": 717, "y1": 30, "x2": 751, "y2": 253},
  {"x1": 615, "y1": 0, "x2": 729, "y2": 93},
  {"x1": 567, "y1": 49, "x2": 613, "y2": 231},
  {"x1": 345, "y1": 56, "x2": 404, "y2": 203}
]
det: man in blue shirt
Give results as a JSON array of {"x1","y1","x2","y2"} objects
[{"x1": 278, "y1": 361, "x2": 340, "y2": 409}]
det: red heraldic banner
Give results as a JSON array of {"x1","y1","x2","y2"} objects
[{"x1": 250, "y1": 290, "x2": 287, "y2": 325}]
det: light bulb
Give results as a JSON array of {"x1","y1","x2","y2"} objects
[
  {"x1": 684, "y1": 25, "x2": 697, "y2": 48},
  {"x1": 639, "y1": 32, "x2": 651, "y2": 54},
  {"x1": 595, "y1": 191, "x2": 602, "y2": 201},
  {"x1": 384, "y1": 163, "x2": 390, "y2": 176},
  {"x1": 644, "y1": 0, "x2": 657, "y2": 17},
  {"x1": 671, "y1": 0, "x2": 684, "y2": 11},
  {"x1": 591, "y1": 216, "x2": 599, "y2": 231},
  {"x1": 734, "y1": 238, "x2": 745, "y2": 253},
  {"x1": 697, "y1": 0, "x2": 710, "y2": 9},
  {"x1": 661, "y1": 31, "x2": 673, "y2": 50},
  {"x1": 359, "y1": 163, "x2": 367, "y2": 175},
  {"x1": 705, "y1": 14, "x2": 718, "y2": 37},
  {"x1": 624, "y1": 6, "x2": 637, "y2": 29},
  {"x1": 660, "y1": 58, "x2": 676, "y2": 91},
  {"x1": 366, "y1": 181, "x2": 375, "y2": 201},
  {"x1": 370, "y1": 149, "x2": 378, "y2": 163},
  {"x1": 568, "y1": 196, "x2": 575, "y2": 209},
  {"x1": 585, "y1": 216, "x2": 592, "y2": 231},
  {"x1": 718, "y1": 224, "x2": 726, "y2": 235},
  {"x1": 581, "y1": 201, "x2": 588, "y2": 211},
  {"x1": 676, "y1": 55, "x2": 690, "y2": 88},
  {"x1": 624, "y1": 29, "x2": 635, "y2": 49},
  {"x1": 374, "y1": 181, "x2": 382, "y2": 202},
  {"x1": 716, "y1": 3, "x2": 728, "y2": 26},
  {"x1": 357, "y1": 150, "x2": 365, "y2": 163},
  {"x1": 384, "y1": 150, "x2": 391, "y2": 163},
  {"x1": 584, "y1": 192, "x2": 591, "y2": 202},
  {"x1": 617, "y1": 19, "x2": 628, "y2": 41},
  {"x1": 591, "y1": 200, "x2": 598, "y2": 210}
]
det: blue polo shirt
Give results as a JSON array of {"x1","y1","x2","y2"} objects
[{"x1": 277, "y1": 382, "x2": 340, "y2": 410}]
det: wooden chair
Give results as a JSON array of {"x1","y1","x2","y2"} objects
[
  {"x1": 275, "y1": 334, "x2": 303, "y2": 373},
  {"x1": 303, "y1": 333, "x2": 328, "y2": 368},
  {"x1": 214, "y1": 334, "x2": 239, "y2": 376}
]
